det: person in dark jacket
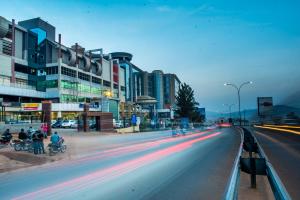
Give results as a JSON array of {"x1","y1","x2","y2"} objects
[
  {"x1": 18, "y1": 129, "x2": 28, "y2": 140},
  {"x1": 32, "y1": 131, "x2": 39, "y2": 155},
  {"x1": 37, "y1": 130, "x2": 45, "y2": 154},
  {"x1": 1, "y1": 129, "x2": 12, "y2": 142}
]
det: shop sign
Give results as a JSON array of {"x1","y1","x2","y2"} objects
[
  {"x1": 22, "y1": 103, "x2": 40, "y2": 111},
  {"x1": 0, "y1": 102, "x2": 21, "y2": 107},
  {"x1": 79, "y1": 103, "x2": 99, "y2": 109}
]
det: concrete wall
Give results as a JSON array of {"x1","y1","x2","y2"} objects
[{"x1": 0, "y1": 123, "x2": 42, "y2": 133}]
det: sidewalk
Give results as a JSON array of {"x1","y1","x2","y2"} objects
[{"x1": 0, "y1": 129, "x2": 173, "y2": 173}]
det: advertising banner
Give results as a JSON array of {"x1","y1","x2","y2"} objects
[{"x1": 257, "y1": 97, "x2": 273, "y2": 116}]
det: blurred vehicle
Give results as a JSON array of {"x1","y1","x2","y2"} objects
[
  {"x1": 52, "y1": 120, "x2": 63, "y2": 128},
  {"x1": 113, "y1": 120, "x2": 123, "y2": 129},
  {"x1": 61, "y1": 120, "x2": 76, "y2": 128},
  {"x1": 70, "y1": 121, "x2": 78, "y2": 128}
]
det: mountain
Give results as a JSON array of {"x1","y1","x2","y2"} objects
[{"x1": 205, "y1": 105, "x2": 300, "y2": 121}]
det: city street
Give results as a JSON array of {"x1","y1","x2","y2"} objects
[
  {"x1": 253, "y1": 127, "x2": 300, "y2": 199},
  {"x1": 0, "y1": 128, "x2": 240, "y2": 200}
]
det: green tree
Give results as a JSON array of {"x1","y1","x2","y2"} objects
[{"x1": 175, "y1": 83, "x2": 199, "y2": 120}]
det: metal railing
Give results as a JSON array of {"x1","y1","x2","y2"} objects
[
  {"x1": 223, "y1": 127, "x2": 291, "y2": 200},
  {"x1": 223, "y1": 127, "x2": 244, "y2": 200}
]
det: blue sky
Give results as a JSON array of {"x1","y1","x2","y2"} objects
[{"x1": 1, "y1": 0, "x2": 300, "y2": 112}]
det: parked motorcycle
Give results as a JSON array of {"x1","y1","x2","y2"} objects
[
  {"x1": 11, "y1": 139, "x2": 33, "y2": 152},
  {"x1": 0, "y1": 135, "x2": 12, "y2": 149},
  {"x1": 48, "y1": 138, "x2": 66, "y2": 156}
]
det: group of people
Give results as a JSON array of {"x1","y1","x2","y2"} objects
[{"x1": 1, "y1": 123, "x2": 63, "y2": 155}]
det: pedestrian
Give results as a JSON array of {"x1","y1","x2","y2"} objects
[
  {"x1": 37, "y1": 130, "x2": 45, "y2": 154},
  {"x1": 41, "y1": 123, "x2": 48, "y2": 139},
  {"x1": 32, "y1": 131, "x2": 39, "y2": 155}
]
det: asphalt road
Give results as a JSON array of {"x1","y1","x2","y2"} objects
[
  {"x1": 253, "y1": 127, "x2": 300, "y2": 199},
  {"x1": 0, "y1": 128, "x2": 240, "y2": 200}
]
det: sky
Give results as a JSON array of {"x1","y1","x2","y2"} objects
[{"x1": 1, "y1": 0, "x2": 300, "y2": 112}]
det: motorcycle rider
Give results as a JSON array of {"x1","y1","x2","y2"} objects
[
  {"x1": 1, "y1": 129, "x2": 12, "y2": 143},
  {"x1": 50, "y1": 132, "x2": 60, "y2": 147},
  {"x1": 18, "y1": 129, "x2": 28, "y2": 140}
]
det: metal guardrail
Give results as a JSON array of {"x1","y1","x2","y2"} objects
[
  {"x1": 250, "y1": 127, "x2": 291, "y2": 200},
  {"x1": 223, "y1": 127, "x2": 244, "y2": 200},
  {"x1": 223, "y1": 127, "x2": 292, "y2": 200}
]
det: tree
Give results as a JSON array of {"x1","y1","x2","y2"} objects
[{"x1": 175, "y1": 83, "x2": 199, "y2": 120}]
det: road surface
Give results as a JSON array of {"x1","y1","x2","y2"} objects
[
  {"x1": 0, "y1": 128, "x2": 240, "y2": 200},
  {"x1": 253, "y1": 127, "x2": 300, "y2": 199}
]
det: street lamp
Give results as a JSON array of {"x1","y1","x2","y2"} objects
[
  {"x1": 224, "y1": 81, "x2": 253, "y2": 126},
  {"x1": 223, "y1": 103, "x2": 235, "y2": 119}
]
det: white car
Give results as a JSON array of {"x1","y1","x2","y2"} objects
[{"x1": 61, "y1": 120, "x2": 76, "y2": 128}]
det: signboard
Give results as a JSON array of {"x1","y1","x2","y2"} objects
[
  {"x1": 257, "y1": 97, "x2": 273, "y2": 116},
  {"x1": 79, "y1": 103, "x2": 99, "y2": 109},
  {"x1": 22, "y1": 103, "x2": 40, "y2": 111}
]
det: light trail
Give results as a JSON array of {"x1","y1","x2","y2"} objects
[
  {"x1": 254, "y1": 125, "x2": 300, "y2": 135},
  {"x1": 42, "y1": 130, "x2": 211, "y2": 170},
  {"x1": 263, "y1": 125, "x2": 300, "y2": 129},
  {"x1": 13, "y1": 131, "x2": 222, "y2": 200}
]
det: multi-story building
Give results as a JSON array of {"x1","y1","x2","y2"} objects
[
  {"x1": 0, "y1": 15, "x2": 180, "y2": 125},
  {"x1": 0, "y1": 16, "x2": 125, "y2": 122}
]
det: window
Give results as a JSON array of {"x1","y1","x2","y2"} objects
[
  {"x1": 103, "y1": 80, "x2": 111, "y2": 87},
  {"x1": 61, "y1": 67, "x2": 76, "y2": 77},
  {"x1": 46, "y1": 80, "x2": 58, "y2": 88},
  {"x1": 92, "y1": 76, "x2": 101, "y2": 84},
  {"x1": 46, "y1": 66, "x2": 58, "y2": 75},
  {"x1": 61, "y1": 94, "x2": 77, "y2": 103},
  {"x1": 78, "y1": 83, "x2": 90, "y2": 93},
  {"x1": 61, "y1": 80, "x2": 77, "y2": 90},
  {"x1": 78, "y1": 72, "x2": 90, "y2": 81}
]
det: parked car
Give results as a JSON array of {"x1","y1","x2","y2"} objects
[
  {"x1": 61, "y1": 120, "x2": 76, "y2": 128},
  {"x1": 52, "y1": 120, "x2": 63, "y2": 128},
  {"x1": 70, "y1": 121, "x2": 78, "y2": 128}
]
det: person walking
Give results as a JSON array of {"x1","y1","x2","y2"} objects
[
  {"x1": 37, "y1": 130, "x2": 45, "y2": 154},
  {"x1": 31, "y1": 131, "x2": 39, "y2": 155}
]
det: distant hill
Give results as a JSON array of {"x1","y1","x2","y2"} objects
[{"x1": 206, "y1": 105, "x2": 300, "y2": 121}]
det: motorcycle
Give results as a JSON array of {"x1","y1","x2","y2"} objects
[
  {"x1": 0, "y1": 135, "x2": 12, "y2": 149},
  {"x1": 11, "y1": 139, "x2": 33, "y2": 152},
  {"x1": 48, "y1": 137, "x2": 66, "y2": 156}
]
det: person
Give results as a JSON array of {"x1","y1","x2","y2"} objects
[
  {"x1": 50, "y1": 132, "x2": 60, "y2": 147},
  {"x1": 37, "y1": 130, "x2": 45, "y2": 154},
  {"x1": 31, "y1": 131, "x2": 39, "y2": 155},
  {"x1": 41, "y1": 123, "x2": 48, "y2": 139},
  {"x1": 18, "y1": 129, "x2": 28, "y2": 140},
  {"x1": 1, "y1": 129, "x2": 12, "y2": 142},
  {"x1": 27, "y1": 126, "x2": 34, "y2": 139}
]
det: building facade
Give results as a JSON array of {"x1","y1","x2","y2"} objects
[
  {"x1": 0, "y1": 16, "x2": 125, "y2": 122},
  {"x1": 0, "y1": 16, "x2": 180, "y2": 124}
]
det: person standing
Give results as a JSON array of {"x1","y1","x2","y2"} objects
[
  {"x1": 41, "y1": 123, "x2": 48, "y2": 139},
  {"x1": 37, "y1": 130, "x2": 45, "y2": 154},
  {"x1": 32, "y1": 131, "x2": 39, "y2": 155}
]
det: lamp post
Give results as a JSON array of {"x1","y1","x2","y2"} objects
[
  {"x1": 223, "y1": 103, "x2": 235, "y2": 119},
  {"x1": 224, "y1": 81, "x2": 253, "y2": 126}
]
